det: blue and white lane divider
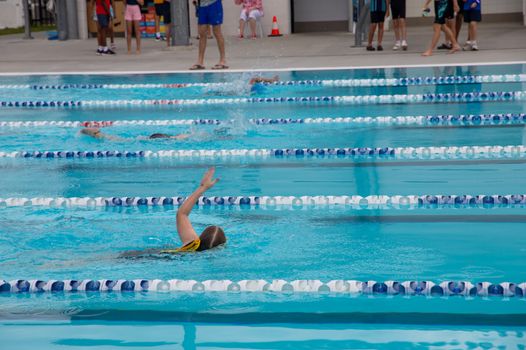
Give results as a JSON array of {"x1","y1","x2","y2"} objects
[
  {"x1": 2, "y1": 113, "x2": 526, "y2": 129},
  {"x1": 0, "y1": 91, "x2": 524, "y2": 108},
  {"x1": 1, "y1": 194, "x2": 525, "y2": 209},
  {"x1": 0, "y1": 73, "x2": 525, "y2": 90},
  {"x1": 1, "y1": 279, "x2": 524, "y2": 298},
  {"x1": 2, "y1": 145, "x2": 526, "y2": 160}
]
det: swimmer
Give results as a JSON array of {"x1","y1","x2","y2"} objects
[
  {"x1": 249, "y1": 75, "x2": 279, "y2": 94},
  {"x1": 80, "y1": 127, "x2": 190, "y2": 141},
  {"x1": 120, "y1": 167, "x2": 226, "y2": 258},
  {"x1": 249, "y1": 75, "x2": 279, "y2": 85}
]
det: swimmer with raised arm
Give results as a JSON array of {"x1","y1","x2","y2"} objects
[
  {"x1": 80, "y1": 127, "x2": 190, "y2": 141},
  {"x1": 120, "y1": 167, "x2": 226, "y2": 258}
]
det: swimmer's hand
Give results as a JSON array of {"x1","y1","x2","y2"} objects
[{"x1": 200, "y1": 166, "x2": 220, "y2": 190}]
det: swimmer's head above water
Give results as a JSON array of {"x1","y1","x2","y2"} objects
[
  {"x1": 80, "y1": 127, "x2": 103, "y2": 138},
  {"x1": 197, "y1": 225, "x2": 226, "y2": 251}
]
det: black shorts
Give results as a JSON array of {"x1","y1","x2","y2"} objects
[
  {"x1": 434, "y1": 0, "x2": 451, "y2": 25},
  {"x1": 457, "y1": 0, "x2": 464, "y2": 15},
  {"x1": 444, "y1": 0, "x2": 455, "y2": 19},
  {"x1": 390, "y1": 0, "x2": 406, "y2": 19},
  {"x1": 370, "y1": 11, "x2": 386, "y2": 23},
  {"x1": 463, "y1": 9, "x2": 481, "y2": 22},
  {"x1": 155, "y1": 2, "x2": 171, "y2": 23},
  {"x1": 97, "y1": 14, "x2": 110, "y2": 28}
]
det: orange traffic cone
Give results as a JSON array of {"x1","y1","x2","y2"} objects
[{"x1": 268, "y1": 16, "x2": 282, "y2": 37}]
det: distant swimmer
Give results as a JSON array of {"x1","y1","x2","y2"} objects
[
  {"x1": 80, "y1": 127, "x2": 191, "y2": 141},
  {"x1": 249, "y1": 75, "x2": 279, "y2": 94},
  {"x1": 120, "y1": 167, "x2": 226, "y2": 258},
  {"x1": 249, "y1": 75, "x2": 279, "y2": 85}
]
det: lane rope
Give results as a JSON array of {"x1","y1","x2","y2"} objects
[
  {"x1": 0, "y1": 194, "x2": 525, "y2": 208},
  {"x1": 0, "y1": 91, "x2": 524, "y2": 108},
  {"x1": 1, "y1": 113, "x2": 525, "y2": 129},
  {"x1": 1, "y1": 145, "x2": 525, "y2": 160},
  {"x1": 0, "y1": 279, "x2": 524, "y2": 297},
  {"x1": 0, "y1": 73, "x2": 524, "y2": 90}
]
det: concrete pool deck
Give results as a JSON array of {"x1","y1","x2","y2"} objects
[{"x1": 0, "y1": 22, "x2": 525, "y2": 74}]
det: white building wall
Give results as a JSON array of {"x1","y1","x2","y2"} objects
[
  {"x1": 0, "y1": 0, "x2": 24, "y2": 29},
  {"x1": 293, "y1": 0, "x2": 348, "y2": 22}
]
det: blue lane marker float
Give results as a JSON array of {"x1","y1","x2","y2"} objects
[
  {"x1": 0, "y1": 91, "x2": 524, "y2": 108},
  {"x1": 0, "y1": 279, "x2": 524, "y2": 298},
  {"x1": 1, "y1": 145, "x2": 525, "y2": 160},
  {"x1": 2, "y1": 113, "x2": 525, "y2": 129},
  {"x1": 1, "y1": 194, "x2": 525, "y2": 209},
  {"x1": 0, "y1": 73, "x2": 524, "y2": 90}
]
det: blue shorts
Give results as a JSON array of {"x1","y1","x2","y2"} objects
[
  {"x1": 97, "y1": 14, "x2": 110, "y2": 29},
  {"x1": 198, "y1": 1, "x2": 223, "y2": 26}
]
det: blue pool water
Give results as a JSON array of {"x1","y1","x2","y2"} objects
[{"x1": 1, "y1": 63, "x2": 526, "y2": 349}]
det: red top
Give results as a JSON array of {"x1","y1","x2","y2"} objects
[{"x1": 95, "y1": 0, "x2": 111, "y2": 15}]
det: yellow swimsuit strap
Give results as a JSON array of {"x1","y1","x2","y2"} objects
[{"x1": 160, "y1": 239, "x2": 201, "y2": 254}]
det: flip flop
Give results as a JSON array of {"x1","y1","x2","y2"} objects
[
  {"x1": 211, "y1": 64, "x2": 229, "y2": 70},
  {"x1": 189, "y1": 64, "x2": 205, "y2": 70}
]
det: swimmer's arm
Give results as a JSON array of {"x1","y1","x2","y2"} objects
[
  {"x1": 176, "y1": 167, "x2": 220, "y2": 245},
  {"x1": 170, "y1": 134, "x2": 190, "y2": 140}
]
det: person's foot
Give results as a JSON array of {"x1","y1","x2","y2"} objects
[
  {"x1": 393, "y1": 42, "x2": 401, "y2": 51},
  {"x1": 448, "y1": 45, "x2": 461, "y2": 54},
  {"x1": 251, "y1": 34, "x2": 257, "y2": 40},
  {"x1": 377, "y1": 45, "x2": 383, "y2": 51},
  {"x1": 189, "y1": 64, "x2": 206, "y2": 70},
  {"x1": 462, "y1": 41, "x2": 472, "y2": 51},
  {"x1": 102, "y1": 49, "x2": 116, "y2": 55},
  {"x1": 366, "y1": 45, "x2": 375, "y2": 51},
  {"x1": 127, "y1": 50, "x2": 132, "y2": 55},
  {"x1": 96, "y1": 48, "x2": 103, "y2": 56},
  {"x1": 211, "y1": 63, "x2": 229, "y2": 70},
  {"x1": 239, "y1": 34, "x2": 244, "y2": 39},
  {"x1": 437, "y1": 43, "x2": 452, "y2": 50},
  {"x1": 421, "y1": 50, "x2": 433, "y2": 57},
  {"x1": 155, "y1": 34, "x2": 161, "y2": 41},
  {"x1": 136, "y1": 49, "x2": 141, "y2": 55},
  {"x1": 471, "y1": 42, "x2": 478, "y2": 51},
  {"x1": 402, "y1": 40, "x2": 408, "y2": 51}
]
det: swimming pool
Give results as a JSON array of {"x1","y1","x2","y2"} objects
[{"x1": 1, "y1": 63, "x2": 525, "y2": 349}]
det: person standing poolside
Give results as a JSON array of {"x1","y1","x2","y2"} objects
[
  {"x1": 124, "y1": 0, "x2": 144, "y2": 54},
  {"x1": 422, "y1": 0, "x2": 460, "y2": 56},
  {"x1": 462, "y1": 0, "x2": 481, "y2": 51},
  {"x1": 92, "y1": 0, "x2": 115, "y2": 55},
  {"x1": 390, "y1": 0, "x2": 408, "y2": 50},
  {"x1": 436, "y1": 0, "x2": 457, "y2": 50},
  {"x1": 190, "y1": 0, "x2": 228, "y2": 70},
  {"x1": 119, "y1": 167, "x2": 226, "y2": 258},
  {"x1": 236, "y1": 0, "x2": 264, "y2": 39},
  {"x1": 154, "y1": 0, "x2": 172, "y2": 45},
  {"x1": 366, "y1": 0, "x2": 390, "y2": 51}
]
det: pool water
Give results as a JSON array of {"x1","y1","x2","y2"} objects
[{"x1": 1, "y1": 63, "x2": 526, "y2": 349}]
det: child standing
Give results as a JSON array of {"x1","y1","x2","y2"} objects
[
  {"x1": 422, "y1": 0, "x2": 460, "y2": 56},
  {"x1": 367, "y1": 0, "x2": 390, "y2": 51},
  {"x1": 124, "y1": 0, "x2": 144, "y2": 54},
  {"x1": 390, "y1": 0, "x2": 407, "y2": 50},
  {"x1": 462, "y1": 0, "x2": 481, "y2": 50}
]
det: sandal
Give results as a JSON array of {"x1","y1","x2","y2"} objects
[
  {"x1": 189, "y1": 64, "x2": 205, "y2": 70},
  {"x1": 211, "y1": 64, "x2": 229, "y2": 70}
]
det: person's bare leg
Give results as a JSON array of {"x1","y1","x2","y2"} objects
[
  {"x1": 101, "y1": 24, "x2": 107, "y2": 48},
  {"x1": 443, "y1": 24, "x2": 460, "y2": 53},
  {"x1": 422, "y1": 23, "x2": 442, "y2": 56},
  {"x1": 249, "y1": 18, "x2": 257, "y2": 38},
  {"x1": 213, "y1": 25, "x2": 226, "y2": 66},
  {"x1": 154, "y1": 12, "x2": 160, "y2": 38},
  {"x1": 97, "y1": 23, "x2": 103, "y2": 47},
  {"x1": 393, "y1": 19, "x2": 400, "y2": 43},
  {"x1": 208, "y1": 26, "x2": 213, "y2": 39},
  {"x1": 133, "y1": 20, "x2": 141, "y2": 54},
  {"x1": 196, "y1": 24, "x2": 208, "y2": 66},
  {"x1": 378, "y1": 22, "x2": 384, "y2": 46},
  {"x1": 400, "y1": 18, "x2": 407, "y2": 42},
  {"x1": 165, "y1": 24, "x2": 171, "y2": 47},
  {"x1": 239, "y1": 19, "x2": 245, "y2": 37},
  {"x1": 470, "y1": 22, "x2": 477, "y2": 42},
  {"x1": 455, "y1": 14, "x2": 463, "y2": 41},
  {"x1": 126, "y1": 21, "x2": 132, "y2": 54},
  {"x1": 367, "y1": 24, "x2": 377, "y2": 46}
]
